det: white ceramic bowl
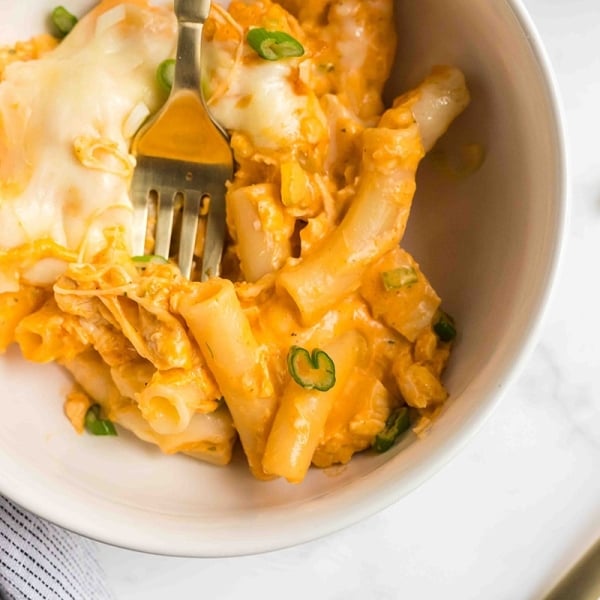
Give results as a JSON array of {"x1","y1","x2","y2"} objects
[{"x1": 0, "y1": 0, "x2": 566, "y2": 556}]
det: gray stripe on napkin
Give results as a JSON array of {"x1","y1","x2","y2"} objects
[{"x1": 0, "y1": 497, "x2": 113, "y2": 600}]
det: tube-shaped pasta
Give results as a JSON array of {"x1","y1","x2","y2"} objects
[
  {"x1": 0, "y1": 287, "x2": 47, "y2": 352},
  {"x1": 277, "y1": 123, "x2": 423, "y2": 324},
  {"x1": 227, "y1": 183, "x2": 294, "y2": 282},
  {"x1": 110, "y1": 359, "x2": 155, "y2": 400},
  {"x1": 110, "y1": 349, "x2": 221, "y2": 435},
  {"x1": 63, "y1": 349, "x2": 236, "y2": 466},
  {"x1": 398, "y1": 66, "x2": 471, "y2": 153},
  {"x1": 61, "y1": 349, "x2": 128, "y2": 414},
  {"x1": 137, "y1": 360, "x2": 221, "y2": 435},
  {"x1": 176, "y1": 278, "x2": 277, "y2": 479},
  {"x1": 277, "y1": 67, "x2": 469, "y2": 324},
  {"x1": 115, "y1": 403, "x2": 237, "y2": 466},
  {"x1": 15, "y1": 297, "x2": 87, "y2": 362},
  {"x1": 137, "y1": 390, "x2": 184, "y2": 434},
  {"x1": 262, "y1": 330, "x2": 367, "y2": 483}
]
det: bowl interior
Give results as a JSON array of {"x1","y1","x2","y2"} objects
[{"x1": 0, "y1": 0, "x2": 565, "y2": 556}]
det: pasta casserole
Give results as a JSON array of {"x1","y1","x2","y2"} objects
[{"x1": 0, "y1": 0, "x2": 469, "y2": 483}]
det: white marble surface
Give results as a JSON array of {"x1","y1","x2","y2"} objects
[{"x1": 94, "y1": 1, "x2": 600, "y2": 597}]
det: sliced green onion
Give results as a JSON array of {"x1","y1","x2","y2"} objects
[
  {"x1": 372, "y1": 407, "x2": 410, "y2": 453},
  {"x1": 156, "y1": 58, "x2": 176, "y2": 93},
  {"x1": 433, "y1": 310, "x2": 456, "y2": 342},
  {"x1": 85, "y1": 404, "x2": 117, "y2": 436},
  {"x1": 381, "y1": 267, "x2": 418, "y2": 290},
  {"x1": 131, "y1": 254, "x2": 168, "y2": 265},
  {"x1": 247, "y1": 28, "x2": 304, "y2": 61},
  {"x1": 51, "y1": 6, "x2": 78, "y2": 38},
  {"x1": 287, "y1": 346, "x2": 335, "y2": 392}
]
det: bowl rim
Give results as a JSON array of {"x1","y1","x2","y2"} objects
[{"x1": 0, "y1": 0, "x2": 569, "y2": 557}]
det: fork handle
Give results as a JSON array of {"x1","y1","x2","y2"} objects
[
  {"x1": 172, "y1": 0, "x2": 211, "y2": 93},
  {"x1": 175, "y1": 0, "x2": 211, "y2": 23}
]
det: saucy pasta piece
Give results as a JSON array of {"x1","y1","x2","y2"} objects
[{"x1": 177, "y1": 278, "x2": 277, "y2": 479}]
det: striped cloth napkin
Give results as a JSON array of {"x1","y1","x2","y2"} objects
[{"x1": 0, "y1": 496, "x2": 113, "y2": 600}]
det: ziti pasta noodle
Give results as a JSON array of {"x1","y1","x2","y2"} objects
[{"x1": 0, "y1": 0, "x2": 469, "y2": 483}]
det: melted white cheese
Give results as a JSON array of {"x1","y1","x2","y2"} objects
[
  {"x1": 207, "y1": 56, "x2": 312, "y2": 151},
  {"x1": 0, "y1": 3, "x2": 176, "y2": 289}
]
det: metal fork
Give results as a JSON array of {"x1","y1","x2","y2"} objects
[{"x1": 130, "y1": 0, "x2": 233, "y2": 279}]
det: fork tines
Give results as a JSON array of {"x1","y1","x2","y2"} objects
[{"x1": 131, "y1": 155, "x2": 229, "y2": 280}]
